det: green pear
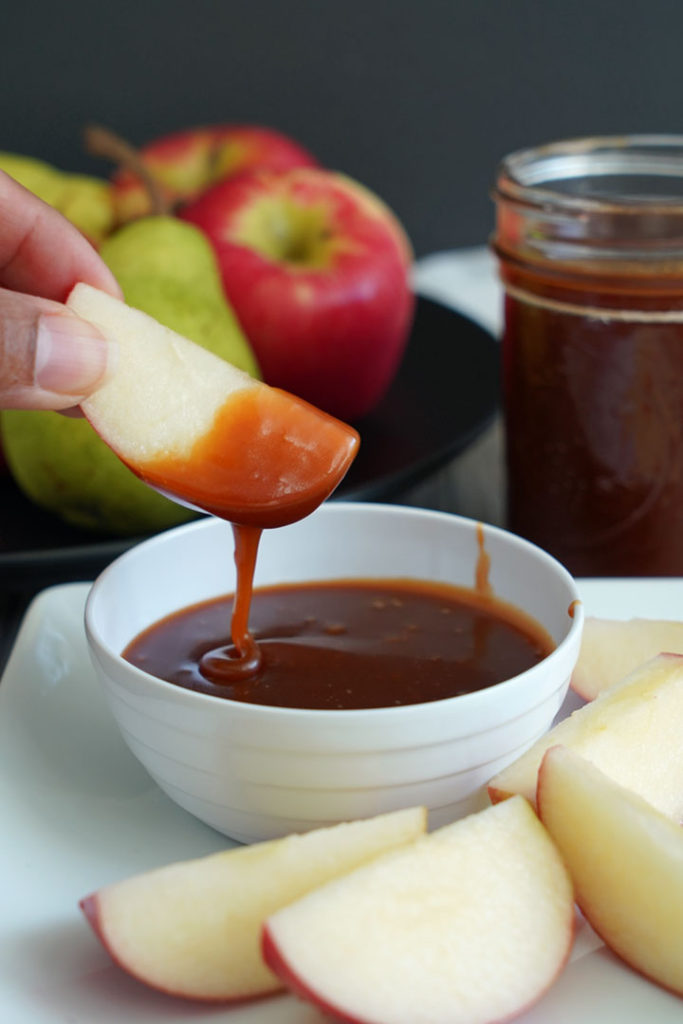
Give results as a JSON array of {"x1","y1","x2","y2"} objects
[
  {"x1": 98, "y1": 217, "x2": 260, "y2": 378},
  {"x1": 1, "y1": 410, "x2": 197, "y2": 535},
  {"x1": 1, "y1": 216, "x2": 260, "y2": 535},
  {"x1": 57, "y1": 174, "x2": 115, "y2": 246},
  {"x1": 0, "y1": 152, "x2": 64, "y2": 205},
  {"x1": 0, "y1": 151, "x2": 115, "y2": 245}
]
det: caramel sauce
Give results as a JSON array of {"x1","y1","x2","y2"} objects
[
  {"x1": 120, "y1": 381, "x2": 550, "y2": 706},
  {"x1": 130, "y1": 387, "x2": 359, "y2": 529},
  {"x1": 499, "y1": 257, "x2": 683, "y2": 576},
  {"x1": 123, "y1": 384, "x2": 359, "y2": 683},
  {"x1": 123, "y1": 578, "x2": 555, "y2": 710}
]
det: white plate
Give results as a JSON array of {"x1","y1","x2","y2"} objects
[{"x1": 1, "y1": 578, "x2": 682, "y2": 1023}]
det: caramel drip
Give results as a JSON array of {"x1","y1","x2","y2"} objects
[
  {"x1": 198, "y1": 524, "x2": 264, "y2": 683},
  {"x1": 475, "y1": 522, "x2": 493, "y2": 597},
  {"x1": 132, "y1": 388, "x2": 358, "y2": 685}
]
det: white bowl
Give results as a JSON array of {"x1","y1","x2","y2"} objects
[{"x1": 85, "y1": 502, "x2": 583, "y2": 843}]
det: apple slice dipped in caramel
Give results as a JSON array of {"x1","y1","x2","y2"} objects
[
  {"x1": 79, "y1": 806, "x2": 427, "y2": 1002},
  {"x1": 66, "y1": 283, "x2": 359, "y2": 529},
  {"x1": 538, "y1": 745, "x2": 683, "y2": 996},
  {"x1": 262, "y1": 796, "x2": 574, "y2": 1024}
]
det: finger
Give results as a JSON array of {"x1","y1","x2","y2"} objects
[
  {"x1": 0, "y1": 170, "x2": 122, "y2": 302},
  {"x1": 0, "y1": 287, "x2": 112, "y2": 410}
]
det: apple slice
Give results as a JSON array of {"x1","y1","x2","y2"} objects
[
  {"x1": 66, "y1": 283, "x2": 358, "y2": 528},
  {"x1": 572, "y1": 616, "x2": 683, "y2": 700},
  {"x1": 80, "y1": 805, "x2": 426, "y2": 1002},
  {"x1": 263, "y1": 797, "x2": 574, "y2": 1024},
  {"x1": 487, "y1": 653, "x2": 683, "y2": 822},
  {"x1": 538, "y1": 745, "x2": 683, "y2": 996}
]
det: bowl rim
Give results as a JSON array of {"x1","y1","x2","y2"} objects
[{"x1": 84, "y1": 502, "x2": 584, "y2": 721}]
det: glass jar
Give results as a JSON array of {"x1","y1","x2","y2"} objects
[{"x1": 492, "y1": 135, "x2": 683, "y2": 576}]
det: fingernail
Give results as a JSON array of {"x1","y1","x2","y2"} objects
[{"x1": 35, "y1": 313, "x2": 113, "y2": 396}]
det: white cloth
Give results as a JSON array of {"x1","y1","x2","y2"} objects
[{"x1": 413, "y1": 246, "x2": 502, "y2": 337}]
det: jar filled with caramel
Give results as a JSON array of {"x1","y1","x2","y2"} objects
[{"x1": 493, "y1": 135, "x2": 683, "y2": 576}]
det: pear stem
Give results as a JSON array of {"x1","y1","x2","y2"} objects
[{"x1": 83, "y1": 124, "x2": 169, "y2": 216}]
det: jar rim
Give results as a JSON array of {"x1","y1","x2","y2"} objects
[{"x1": 494, "y1": 134, "x2": 683, "y2": 214}]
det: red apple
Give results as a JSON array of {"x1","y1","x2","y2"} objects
[
  {"x1": 112, "y1": 124, "x2": 318, "y2": 223},
  {"x1": 180, "y1": 166, "x2": 415, "y2": 421}
]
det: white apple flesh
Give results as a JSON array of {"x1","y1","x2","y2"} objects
[
  {"x1": 80, "y1": 806, "x2": 426, "y2": 1002},
  {"x1": 537, "y1": 745, "x2": 683, "y2": 996},
  {"x1": 263, "y1": 796, "x2": 574, "y2": 1024},
  {"x1": 572, "y1": 616, "x2": 683, "y2": 700},
  {"x1": 488, "y1": 652, "x2": 683, "y2": 822},
  {"x1": 67, "y1": 283, "x2": 359, "y2": 528}
]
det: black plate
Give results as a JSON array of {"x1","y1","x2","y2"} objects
[{"x1": 0, "y1": 297, "x2": 500, "y2": 593}]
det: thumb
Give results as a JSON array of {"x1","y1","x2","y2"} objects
[{"x1": 0, "y1": 287, "x2": 114, "y2": 411}]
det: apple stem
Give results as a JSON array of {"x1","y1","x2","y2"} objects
[{"x1": 83, "y1": 124, "x2": 169, "y2": 217}]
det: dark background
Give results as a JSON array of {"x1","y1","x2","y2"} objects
[{"x1": 2, "y1": 0, "x2": 681, "y2": 258}]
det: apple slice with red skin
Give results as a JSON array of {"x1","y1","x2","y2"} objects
[
  {"x1": 537, "y1": 745, "x2": 683, "y2": 997},
  {"x1": 80, "y1": 806, "x2": 427, "y2": 1002},
  {"x1": 180, "y1": 166, "x2": 415, "y2": 421},
  {"x1": 112, "y1": 123, "x2": 319, "y2": 223},
  {"x1": 572, "y1": 616, "x2": 683, "y2": 700},
  {"x1": 263, "y1": 796, "x2": 574, "y2": 1024},
  {"x1": 488, "y1": 652, "x2": 683, "y2": 823},
  {"x1": 67, "y1": 283, "x2": 359, "y2": 528}
]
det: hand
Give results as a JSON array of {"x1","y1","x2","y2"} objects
[{"x1": 0, "y1": 170, "x2": 122, "y2": 411}]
